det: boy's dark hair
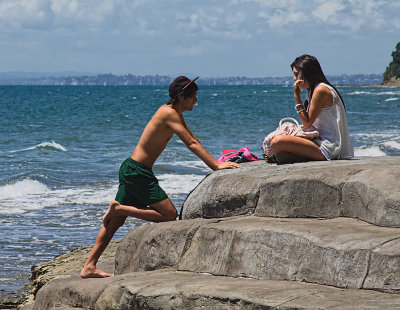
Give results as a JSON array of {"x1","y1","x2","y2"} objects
[{"x1": 168, "y1": 76, "x2": 199, "y2": 105}]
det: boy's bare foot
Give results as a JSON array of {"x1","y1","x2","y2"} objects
[
  {"x1": 103, "y1": 201, "x2": 119, "y2": 227},
  {"x1": 80, "y1": 266, "x2": 113, "y2": 279}
]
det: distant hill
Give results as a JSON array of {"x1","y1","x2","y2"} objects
[
  {"x1": 0, "y1": 72, "x2": 383, "y2": 86},
  {"x1": 383, "y1": 42, "x2": 400, "y2": 86}
]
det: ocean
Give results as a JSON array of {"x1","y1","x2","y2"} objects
[{"x1": 1, "y1": 84, "x2": 400, "y2": 303}]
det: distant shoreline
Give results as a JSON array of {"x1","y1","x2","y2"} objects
[{"x1": 0, "y1": 73, "x2": 384, "y2": 86}]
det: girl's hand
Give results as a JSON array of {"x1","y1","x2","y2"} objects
[{"x1": 293, "y1": 79, "x2": 304, "y2": 98}]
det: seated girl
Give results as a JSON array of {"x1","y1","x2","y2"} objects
[{"x1": 270, "y1": 54, "x2": 354, "y2": 163}]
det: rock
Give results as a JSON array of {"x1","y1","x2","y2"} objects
[
  {"x1": 115, "y1": 218, "x2": 215, "y2": 275},
  {"x1": 26, "y1": 156, "x2": 400, "y2": 309},
  {"x1": 382, "y1": 76, "x2": 400, "y2": 86},
  {"x1": 181, "y1": 157, "x2": 400, "y2": 227},
  {"x1": 19, "y1": 240, "x2": 119, "y2": 309},
  {"x1": 0, "y1": 291, "x2": 25, "y2": 310},
  {"x1": 32, "y1": 270, "x2": 400, "y2": 310},
  {"x1": 114, "y1": 216, "x2": 400, "y2": 292}
]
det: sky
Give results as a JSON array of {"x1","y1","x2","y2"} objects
[{"x1": 0, "y1": 0, "x2": 399, "y2": 77}]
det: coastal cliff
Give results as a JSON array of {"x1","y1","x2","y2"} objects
[
  {"x1": 22, "y1": 157, "x2": 400, "y2": 309},
  {"x1": 382, "y1": 76, "x2": 400, "y2": 86}
]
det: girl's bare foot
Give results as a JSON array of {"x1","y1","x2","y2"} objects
[
  {"x1": 103, "y1": 201, "x2": 119, "y2": 227},
  {"x1": 80, "y1": 266, "x2": 113, "y2": 279}
]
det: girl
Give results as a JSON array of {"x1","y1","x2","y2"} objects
[{"x1": 270, "y1": 54, "x2": 353, "y2": 162}]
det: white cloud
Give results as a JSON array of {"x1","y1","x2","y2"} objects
[
  {"x1": 312, "y1": 1, "x2": 345, "y2": 22},
  {"x1": 51, "y1": 0, "x2": 117, "y2": 27},
  {"x1": 175, "y1": 8, "x2": 251, "y2": 40},
  {"x1": 0, "y1": 0, "x2": 398, "y2": 36},
  {"x1": 241, "y1": 0, "x2": 400, "y2": 33},
  {"x1": 235, "y1": 0, "x2": 297, "y2": 8},
  {"x1": 0, "y1": 0, "x2": 397, "y2": 75},
  {"x1": 0, "y1": 0, "x2": 52, "y2": 30},
  {"x1": 172, "y1": 44, "x2": 204, "y2": 57},
  {"x1": 258, "y1": 9, "x2": 303, "y2": 28}
]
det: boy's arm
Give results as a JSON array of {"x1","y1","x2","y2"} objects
[
  {"x1": 180, "y1": 116, "x2": 199, "y2": 142},
  {"x1": 168, "y1": 112, "x2": 239, "y2": 170}
]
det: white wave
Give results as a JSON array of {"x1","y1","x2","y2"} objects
[
  {"x1": 382, "y1": 140, "x2": 400, "y2": 150},
  {"x1": 384, "y1": 97, "x2": 399, "y2": 102},
  {"x1": 158, "y1": 173, "x2": 205, "y2": 196},
  {"x1": 376, "y1": 91, "x2": 400, "y2": 95},
  {"x1": 169, "y1": 160, "x2": 209, "y2": 172},
  {"x1": 354, "y1": 146, "x2": 386, "y2": 157},
  {"x1": 0, "y1": 179, "x2": 50, "y2": 199},
  {"x1": 0, "y1": 171, "x2": 206, "y2": 214},
  {"x1": 0, "y1": 179, "x2": 116, "y2": 215},
  {"x1": 347, "y1": 91, "x2": 400, "y2": 96},
  {"x1": 8, "y1": 141, "x2": 67, "y2": 153},
  {"x1": 347, "y1": 91, "x2": 373, "y2": 95},
  {"x1": 352, "y1": 132, "x2": 396, "y2": 139}
]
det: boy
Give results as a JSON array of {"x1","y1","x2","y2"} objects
[{"x1": 81, "y1": 76, "x2": 240, "y2": 278}]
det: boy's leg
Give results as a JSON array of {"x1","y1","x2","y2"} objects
[
  {"x1": 80, "y1": 214, "x2": 126, "y2": 278},
  {"x1": 82, "y1": 198, "x2": 177, "y2": 278},
  {"x1": 103, "y1": 198, "x2": 177, "y2": 225}
]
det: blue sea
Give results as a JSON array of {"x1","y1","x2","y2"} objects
[{"x1": 1, "y1": 84, "x2": 400, "y2": 303}]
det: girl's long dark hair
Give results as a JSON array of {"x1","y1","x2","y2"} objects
[{"x1": 290, "y1": 54, "x2": 345, "y2": 110}]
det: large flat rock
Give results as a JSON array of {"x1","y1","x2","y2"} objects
[
  {"x1": 181, "y1": 157, "x2": 400, "y2": 227},
  {"x1": 115, "y1": 216, "x2": 400, "y2": 292},
  {"x1": 26, "y1": 156, "x2": 400, "y2": 309},
  {"x1": 32, "y1": 269, "x2": 400, "y2": 310}
]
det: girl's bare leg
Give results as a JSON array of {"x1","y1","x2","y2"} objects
[{"x1": 270, "y1": 135, "x2": 326, "y2": 160}]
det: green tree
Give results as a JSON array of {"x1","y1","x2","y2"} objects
[{"x1": 383, "y1": 42, "x2": 400, "y2": 82}]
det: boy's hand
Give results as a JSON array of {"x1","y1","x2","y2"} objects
[{"x1": 215, "y1": 161, "x2": 240, "y2": 170}]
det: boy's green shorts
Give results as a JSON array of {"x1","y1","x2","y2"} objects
[{"x1": 115, "y1": 157, "x2": 168, "y2": 208}]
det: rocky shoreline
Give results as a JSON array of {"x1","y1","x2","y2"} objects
[
  {"x1": 14, "y1": 240, "x2": 119, "y2": 309},
  {"x1": 382, "y1": 76, "x2": 400, "y2": 86},
  {"x1": 16, "y1": 157, "x2": 400, "y2": 309}
]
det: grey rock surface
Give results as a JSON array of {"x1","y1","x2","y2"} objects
[
  {"x1": 32, "y1": 270, "x2": 400, "y2": 310},
  {"x1": 181, "y1": 157, "x2": 400, "y2": 227},
  {"x1": 115, "y1": 216, "x2": 400, "y2": 292},
  {"x1": 26, "y1": 156, "x2": 400, "y2": 309},
  {"x1": 19, "y1": 240, "x2": 119, "y2": 309},
  {"x1": 115, "y1": 218, "x2": 215, "y2": 275}
]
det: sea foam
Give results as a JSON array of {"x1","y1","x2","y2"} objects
[
  {"x1": 158, "y1": 173, "x2": 205, "y2": 196},
  {"x1": 0, "y1": 170, "x2": 206, "y2": 214},
  {"x1": 0, "y1": 179, "x2": 115, "y2": 214},
  {"x1": 0, "y1": 179, "x2": 49, "y2": 199},
  {"x1": 8, "y1": 141, "x2": 67, "y2": 153},
  {"x1": 354, "y1": 146, "x2": 386, "y2": 157},
  {"x1": 382, "y1": 140, "x2": 400, "y2": 151},
  {"x1": 347, "y1": 90, "x2": 400, "y2": 96}
]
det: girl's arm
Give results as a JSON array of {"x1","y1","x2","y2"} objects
[{"x1": 294, "y1": 82, "x2": 333, "y2": 129}]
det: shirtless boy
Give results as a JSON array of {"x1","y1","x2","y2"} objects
[{"x1": 81, "y1": 76, "x2": 240, "y2": 278}]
